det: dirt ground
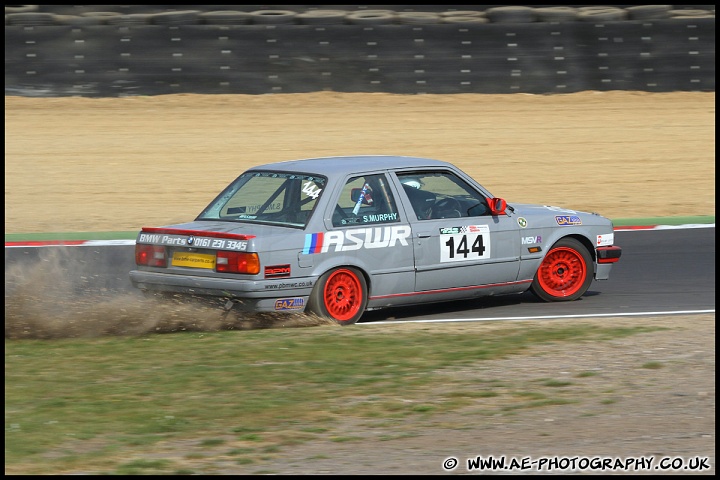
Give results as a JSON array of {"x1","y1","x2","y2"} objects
[
  {"x1": 3, "y1": 92, "x2": 716, "y2": 474},
  {"x1": 4, "y1": 91, "x2": 715, "y2": 234}
]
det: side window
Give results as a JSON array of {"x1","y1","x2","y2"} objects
[
  {"x1": 397, "y1": 171, "x2": 489, "y2": 220},
  {"x1": 332, "y1": 174, "x2": 400, "y2": 227}
]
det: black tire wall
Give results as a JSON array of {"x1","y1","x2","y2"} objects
[{"x1": 5, "y1": 6, "x2": 715, "y2": 97}]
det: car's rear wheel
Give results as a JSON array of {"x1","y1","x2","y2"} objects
[
  {"x1": 308, "y1": 267, "x2": 367, "y2": 325},
  {"x1": 530, "y1": 237, "x2": 593, "y2": 302}
]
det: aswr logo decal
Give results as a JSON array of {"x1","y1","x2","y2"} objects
[{"x1": 303, "y1": 225, "x2": 411, "y2": 254}]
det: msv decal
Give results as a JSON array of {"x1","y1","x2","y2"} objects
[
  {"x1": 303, "y1": 225, "x2": 411, "y2": 254},
  {"x1": 521, "y1": 235, "x2": 542, "y2": 245},
  {"x1": 555, "y1": 215, "x2": 582, "y2": 226}
]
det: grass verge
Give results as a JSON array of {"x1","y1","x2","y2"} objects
[{"x1": 5, "y1": 321, "x2": 663, "y2": 474}]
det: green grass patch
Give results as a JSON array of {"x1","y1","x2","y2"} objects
[
  {"x1": 641, "y1": 361, "x2": 664, "y2": 369},
  {"x1": 5, "y1": 323, "x2": 662, "y2": 474}
]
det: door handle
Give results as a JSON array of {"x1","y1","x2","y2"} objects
[{"x1": 417, "y1": 233, "x2": 431, "y2": 238}]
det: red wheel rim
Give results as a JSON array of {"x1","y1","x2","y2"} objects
[
  {"x1": 537, "y1": 247, "x2": 587, "y2": 298},
  {"x1": 323, "y1": 269, "x2": 362, "y2": 321}
]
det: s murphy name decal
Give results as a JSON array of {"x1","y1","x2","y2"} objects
[
  {"x1": 303, "y1": 225, "x2": 411, "y2": 254},
  {"x1": 138, "y1": 233, "x2": 248, "y2": 251}
]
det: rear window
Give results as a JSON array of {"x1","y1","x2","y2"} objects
[{"x1": 197, "y1": 171, "x2": 326, "y2": 228}]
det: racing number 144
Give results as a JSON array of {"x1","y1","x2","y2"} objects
[{"x1": 440, "y1": 226, "x2": 491, "y2": 263}]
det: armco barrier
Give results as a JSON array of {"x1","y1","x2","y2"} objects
[{"x1": 4, "y1": 6, "x2": 715, "y2": 96}]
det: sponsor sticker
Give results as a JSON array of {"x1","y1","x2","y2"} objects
[
  {"x1": 439, "y1": 225, "x2": 491, "y2": 263},
  {"x1": 138, "y1": 233, "x2": 248, "y2": 251},
  {"x1": 274, "y1": 297, "x2": 305, "y2": 311},
  {"x1": 545, "y1": 206, "x2": 577, "y2": 214},
  {"x1": 521, "y1": 235, "x2": 541, "y2": 245},
  {"x1": 302, "y1": 225, "x2": 411, "y2": 254},
  {"x1": 265, "y1": 264, "x2": 291, "y2": 278},
  {"x1": 517, "y1": 217, "x2": 528, "y2": 228},
  {"x1": 555, "y1": 215, "x2": 582, "y2": 226},
  {"x1": 171, "y1": 252, "x2": 216, "y2": 269},
  {"x1": 596, "y1": 233, "x2": 614, "y2": 246}
]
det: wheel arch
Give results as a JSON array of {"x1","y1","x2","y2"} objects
[
  {"x1": 311, "y1": 259, "x2": 373, "y2": 295},
  {"x1": 560, "y1": 233, "x2": 596, "y2": 262}
]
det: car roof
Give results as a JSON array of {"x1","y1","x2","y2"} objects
[{"x1": 249, "y1": 155, "x2": 452, "y2": 175}]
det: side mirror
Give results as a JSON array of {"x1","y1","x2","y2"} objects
[{"x1": 488, "y1": 197, "x2": 507, "y2": 216}]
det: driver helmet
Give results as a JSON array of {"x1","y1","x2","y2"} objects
[{"x1": 401, "y1": 177, "x2": 424, "y2": 190}]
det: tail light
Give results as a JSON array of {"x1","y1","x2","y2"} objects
[
  {"x1": 216, "y1": 251, "x2": 260, "y2": 274},
  {"x1": 135, "y1": 244, "x2": 167, "y2": 267}
]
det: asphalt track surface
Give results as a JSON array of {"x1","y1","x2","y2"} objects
[{"x1": 4, "y1": 227, "x2": 715, "y2": 325}]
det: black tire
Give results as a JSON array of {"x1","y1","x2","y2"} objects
[
  {"x1": 626, "y1": 5, "x2": 672, "y2": 20},
  {"x1": 345, "y1": 12, "x2": 396, "y2": 25},
  {"x1": 535, "y1": 7, "x2": 579, "y2": 23},
  {"x1": 530, "y1": 238, "x2": 593, "y2": 302},
  {"x1": 249, "y1": 10, "x2": 297, "y2": 24},
  {"x1": 578, "y1": 8, "x2": 628, "y2": 22},
  {"x1": 440, "y1": 11, "x2": 485, "y2": 18},
  {"x1": 307, "y1": 267, "x2": 368, "y2": 325},
  {"x1": 397, "y1": 12, "x2": 440, "y2": 25},
  {"x1": 150, "y1": 10, "x2": 201, "y2": 25},
  {"x1": 485, "y1": 6, "x2": 537, "y2": 23},
  {"x1": 105, "y1": 14, "x2": 151, "y2": 26},
  {"x1": 199, "y1": 11, "x2": 251, "y2": 25},
  {"x1": 442, "y1": 16, "x2": 488, "y2": 24},
  {"x1": 296, "y1": 10, "x2": 347, "y2": 25},
  {"x1": 7, "y1": 12, "x2": 56, "y2": 25},
  {"x1": 5, "y1": 5, "x2": 38, "y2": 14}
]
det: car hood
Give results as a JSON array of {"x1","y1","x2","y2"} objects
[{"x1": 509, "y1": 203, "x2": 613, "y2": 226}]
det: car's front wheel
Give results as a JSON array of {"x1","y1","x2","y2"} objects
[
  {"x1": 530, "y1": 237, "x2": 593, "y2": 302},
  {"x1": 307, "y1": 267, "x2": 368, "y2": 325}
]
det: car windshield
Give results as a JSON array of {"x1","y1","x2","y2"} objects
[{"x1": 196, "y1": 171, "x2": 327, "y2": 228}]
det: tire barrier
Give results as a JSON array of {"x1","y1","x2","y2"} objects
[
  {"x1": 577, "y1": 7, "x2": 629, "y2": 22},
  {"x1": 293, "y1": 10, "x2": 348, "y2": 25},
  {"x1": 5, "y1": 6, "x2": 715, "y2": 97},
  {"x1": 249, "y1": 10, "x2": 298, "y2": 25},
  {"x1": 4, "y1": 5, "x2": 38, "y2": 14},
  {"x1": 344, "y1": 11, "x2": 397, "y2": 25},
  {"x1": 198, "y1": 11, "x2": 252, "y2": 25},
  {"x1": 150, "y1": 10, "x2": 202, "y2": 26},
  {"x1": 484, "y1": 6, "x2": 538, "y2": 24},
  {"x1": 4, "y1": 6, "x2": 716, "y2": 26},
  {"x1": 6, "y1": 12, "x2": 55, "y2": 25},
  {"x1": 534, "y1": 7, "x2": 579, "y2": 23}
]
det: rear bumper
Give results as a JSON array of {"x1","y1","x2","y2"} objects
[{"x1": 130, "y1": 270, "x2": 316, "y2": 301}]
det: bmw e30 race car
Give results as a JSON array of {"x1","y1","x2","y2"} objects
[{"x1": 130, "y1": 155, "x2": 621, "y2": 325}]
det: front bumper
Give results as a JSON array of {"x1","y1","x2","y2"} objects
[
  {"x1": 597, "y1": 245, "x2": 622, "y2": 263},
  {"x1": 594, "y1": 245, "x2": 622, "y2": 280}
]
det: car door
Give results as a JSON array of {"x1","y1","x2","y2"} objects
[{"x1": 395, "y1": 170, "x2": 521, "y2": 292}]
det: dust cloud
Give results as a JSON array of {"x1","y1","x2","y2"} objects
[{"x1": 4, "y1": 248, "x2": 336, "y2": 340}]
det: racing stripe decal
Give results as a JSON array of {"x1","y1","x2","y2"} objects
[{"x1": 302, "y1": 232, "x2": 324, "y2": 254}]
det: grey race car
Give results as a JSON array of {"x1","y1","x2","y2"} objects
[{"x1": 130, "y1": 155, "x2": 621, "y2": 325}]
